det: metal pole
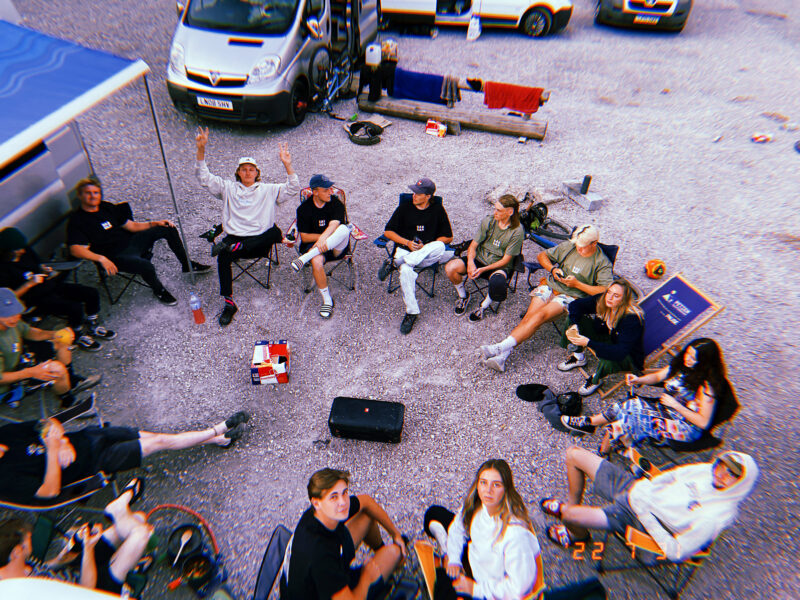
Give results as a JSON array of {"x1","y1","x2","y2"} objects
[{"x1": 143, "y1": 74, "x2": 196, "y2": 286}]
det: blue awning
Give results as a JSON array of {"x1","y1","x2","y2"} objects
[{"x1": 0, "y1": 20, "x2": 149, "y2": 167}]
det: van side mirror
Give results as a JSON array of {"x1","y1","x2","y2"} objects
[
  {"x1": 306, "y1": 16, "x2": 322, "y2": 39},
  {"x1": 176, "y1": 2, "x2": 185, "y2": 16}
]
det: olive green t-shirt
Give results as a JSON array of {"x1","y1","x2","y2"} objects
[
  {"x1": 474, "y1": 216, "x2": 525, "y2": 272},
  {"x1": 545, "y1": 241, "x2": 613, "y2": 298},
  {"x1": 0, "y1": 320, "x2": 30, "y2": 394}
]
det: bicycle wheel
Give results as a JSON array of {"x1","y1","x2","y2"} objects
[
  {"x1": 309, "y1": 46, "x2": 332, "y2": 97},
  {"x1": 534, "y1": 218, "x2": 574, "y2": 241}
]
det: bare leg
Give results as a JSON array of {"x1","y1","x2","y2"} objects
[
  {"x1": 563, "y1": 446, "x2": 608, "y2": 540},
  {"x1": 444, "y1": 258, "x2": 466, "y2": 285},
  {"x1": 310, "y1": 255, "x2": 328, "y2": 289},
  {"x1": 137, "y1": 428, "x2": 224, "y2": 457},
  {"x1": 346, "y1": 510, "x2": 383, "y2": 550},
  {"x1": 599, "y1": 429, "x2": 613, "y2": 455},
  {"x1": 508, "y1": 299, "x2": 565, "y2": 344},
  {"x1": 44, "y1": 360, "x2": 71, "y2": 394},
  {"x1": 561, "y1": 506, "x2": 609, "y2": 540},
  {"x1": 53, "y1": 340, "x2": 72, "y2": 367},
  {"x1": 108, "y1": 522, "x2": 153, "y2": 584}
]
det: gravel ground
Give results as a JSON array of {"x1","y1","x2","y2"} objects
[{"x1": 4, "y1": 0, "x2": 800, "y2": 598}]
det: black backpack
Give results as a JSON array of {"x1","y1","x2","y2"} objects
[
  {"x1": 519, "y1": 193, "x2": 548, "y2": 234},
  {"x1": 556, "y1": 392, "x2": 583, "y2": 417}
]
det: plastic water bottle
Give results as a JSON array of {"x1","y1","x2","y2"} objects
[{"x1": 189, "y1": 292, "x2": 205, "y2": 324}]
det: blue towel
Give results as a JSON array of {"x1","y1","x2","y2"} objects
[{"x1": 391, "y1": 68, "x2": 447, "y2": 105}]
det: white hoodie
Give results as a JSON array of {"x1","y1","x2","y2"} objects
[
  {"x1": 447, "y1": 505, "x2": 543, "y2": 600},
  {"x1": 195, "y1": 160, "x2": 300, "y2": 237},
  {"x1": 627, "y1": 451, "x2": 758, "y2": 561}
]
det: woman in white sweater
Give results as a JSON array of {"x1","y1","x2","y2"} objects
[{"x1": 424, "y1": 459, "x2": 545, "y2": 600}]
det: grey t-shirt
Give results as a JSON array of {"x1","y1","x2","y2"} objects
[
  {"x1": 474, "y1": 216, "x2": 524, "y2": 271},
  {"x1": 545, "y1": 241, "x2": 613, "y2": 297}
]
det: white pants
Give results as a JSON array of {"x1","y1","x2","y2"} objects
[
  {"x1": 301, "y1": 224, "x2": 351, "y2": 261},
  {"x1": 394, "y1": 241, "x2": 454, "y2": 314}
]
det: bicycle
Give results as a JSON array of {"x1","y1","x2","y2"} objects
[{"x1": 308, "y1": 46, "x2": 354, "y2": 114}]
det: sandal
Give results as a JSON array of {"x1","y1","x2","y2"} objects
[
  {"x1": 319, "y1": 300, "x2": 334, "y2": 319},
  {"x1": 120, "y1": 477, "x2": 145, "y2": 506},
  {"x1": 546, "y1": 524, "x2": 589, "y2": 549},
  {"x1": 539, "y1": 497, "x2": 564, "y2": 519}
]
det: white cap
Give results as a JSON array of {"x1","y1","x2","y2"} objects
[
  {"x1": 237, "y1": 157, "x2": 259, "y2": 168},
  {"x1": 571, "y1": 224, "x2": 599, "y2": 248}
]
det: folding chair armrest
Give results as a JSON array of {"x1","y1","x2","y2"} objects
[
  {"x1": 373, "y1": 235, "x2": 389, "y2": 249},
  {"x1": 349, "y1": 223, "x2": 368, "y2": 241},
  {"x1": 624, "y1": 526, "x2": 664, "y2": 555},
  {"x1": 623, "y1": 446, "x2": 664, "y2": 478}
]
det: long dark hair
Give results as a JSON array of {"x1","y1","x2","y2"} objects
[
  {"x1": 461, "y1": 459, "x2": 533, "y2": 542},
  {"x1": 669, "y1": 338, "x2": 738, "y2": 426}
]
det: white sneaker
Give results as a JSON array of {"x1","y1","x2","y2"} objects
[
  {"x1": 578, "y1": 378, "x2": 602, "y2": 396},
  {"x1": 485, "y1": 351, "x2": 509, "y2": 373},
  {"x1": 479, "y1": 345, "x2": 497, "y2": 360},
  {"x1": 558, "y1": 354, "x2": 587, "y2": 372}
]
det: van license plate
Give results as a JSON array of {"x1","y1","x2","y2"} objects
[
  {"x1": 197, "y1": 96, "x2": 233, "y2": 110},
  {"x1": 633, "y1": 15, "x2": 659, "y2": 24}
]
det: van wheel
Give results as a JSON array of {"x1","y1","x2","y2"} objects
[
  {"x1": 285, "y1": 79, "x2": 308, "y2": 126},
  {"x1": 522, "y1": 8, "x2": 552, "y2": 37},
  {"x1": 309, "y1": 46, "x2": 333, "y2": 97}
]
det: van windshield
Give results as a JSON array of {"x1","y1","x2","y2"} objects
[{"x1": 185, "y1": 0, "x2": 301, "y2": 35}]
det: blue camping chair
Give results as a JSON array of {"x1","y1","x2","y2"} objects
[{"x1": 373, "y1": 193, "x2": 451, "y2": 298}]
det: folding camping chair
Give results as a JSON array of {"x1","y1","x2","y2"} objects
[
  {"x1": 465, "y1": 253, "x2": 526, "y2": 316},
  {"x1": 597, "y1": 273, "x2": 724, "y2": 399},
  {"x1": 253, "y1": 524, "x2": 292, "y2": 600},
  {"x1": 94, "y1": 250, "x2": 153, "y2": 305},
  {"x1": 373, "y1": 193, "x2": 450, "y2": 298},
  {"x1": 232, "y1": 244, "x2": 280, "y2": 290},
  {"x1": 0, "y1": 472, "x2": 113, "y2": 514},
  {"x1": 594, "y1": 524, "x2": 713, "y2": 600},
  {"x1": 289, "y1": 186, "x2": 368, "y2": 293}
]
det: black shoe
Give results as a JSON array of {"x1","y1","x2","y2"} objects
[
  {"x1": 222, "y1": 423, "x2": 246, "y2": 449},
  {"x1": 400, "y1": 313, "x2": 417, "y2": 335},
  {"x1": 71, "y1": 374, "x2": 102, "y2": 394},
  {"x1": 378, "y1": 259, "x2": 393, "y2": 282},
  {"x1": 451, "y1": 239, "x2": 472, "y2": 256},
  {"x1": 211, "y1": 240, "x2": 230, "y2": 258},
  {"x1": 199, "y1": 224, "x2": 223, "y2": 242},
  {"x1": 225, "y1": 410, "x2": 251, "y2": 430},
  {"x1": 154, "y1": 289, "x2": 178, "y2": 305},
  {"x1": 560, "y1": 416, "x2": 596, "y2": 435},
  {"x1": 183, "y1": 261, "x2": 212, "y2": 273},
  {"x1": 219, "y1": 302, "x2": 238, "y2": 326}
]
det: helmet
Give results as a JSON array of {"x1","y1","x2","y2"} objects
[{"x1": 645, "y1": 259, "x2": 666, "y2": 279}]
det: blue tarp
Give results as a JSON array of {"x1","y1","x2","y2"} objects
[{"x1": 0, "y1": 20, "x2": 148, "y2": 167}]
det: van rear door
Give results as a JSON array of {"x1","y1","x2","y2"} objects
[{"x1": 357, "y1": 0, "x2": 379, "y2": 53}]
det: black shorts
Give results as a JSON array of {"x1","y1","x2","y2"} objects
[
  {"x1": 25, "y1": 339, "x2": 56, "y2": 361},
  {"x1": 349, "y1": 566, "x2": 388, "y2": 600},
  {"x1": 455, "y1": 258, "x2": 509, "y2": 301},
  {"x1": 82, "y1": 426, "x2": 143, "y2": 475},
  {"x1": 94, "y1": 536, "x2": 124, "y2": 594},
  {"x1": 593, "y1": 460, "x2": 642, "y2": 534}
]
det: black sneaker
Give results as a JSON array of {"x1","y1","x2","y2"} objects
[
  {"x1": 400, "y1": 313, "x2": 417, "y2": 335},
  {"x1": 183, "y1": 261, "x2": 212, "y2": 273},
  {"x1": 454, "y1": 295, "x2": 470, "y2": 315},
  {"x1": 468, "y1": 307, "x2": 485, "y2": 322},
  {"x1": 378, "y1": 259, "x2": 393, "y2": 282},
  {"x1": 89, "y1": 325, "x2": 116, "y2": 340},
  {"x1": 76, "y1": 334, "x2": 102, "y2": 352},
  {"x1": 560, "y1": 416, "x2": 596, "y2": 435},
  {"x1": 219, "y1": 302, "x2": 238, "y2": 327},
  {"x1": 579, "y1": 379, "x2": 602, "y2": 396},
  {"x1": 154, "y1": 289, "x2": 178, "y2": 305}
]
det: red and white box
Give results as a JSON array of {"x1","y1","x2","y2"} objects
[
  {"x1": 251, "y1": 340, "x2": 291, "y2": 385},
  {"x1": 425, "y1": 119, "x2": 447, "y2": 137}
]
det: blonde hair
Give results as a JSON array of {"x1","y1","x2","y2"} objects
[{"x1": 597, "y1": 279, "x2": 642, "y2": 328}]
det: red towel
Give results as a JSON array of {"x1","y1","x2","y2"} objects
[{"x1": 483, "y1": 81, "x2": 543, "y2": 114}]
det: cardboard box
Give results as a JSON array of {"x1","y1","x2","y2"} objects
[{"x1": 251, "y1": 340, "x2": 291, "y2": 385}]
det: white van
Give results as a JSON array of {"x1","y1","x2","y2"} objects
[{"x1": 166, "y1": 0, "x2": 378, "y2": 126}]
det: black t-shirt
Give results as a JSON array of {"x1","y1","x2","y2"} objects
[
  {"x1": 0, "y1": 421, "x2": 95, "y2": 503},
  {"x1": 66, "y1": 201, "x2": 134, "y2": 257},
  {"x1": 0, "y1": 249, "x2": 42, "y2": 290},
  {"x1": 296, "y1": 196, "x2": 347, "y2": 236},
  {"x1": 284, "y1": 495, "x2": 361, "y2": 600},
  {"x1": 384, "y1": 198, "x2": 452, "y2": 244}
]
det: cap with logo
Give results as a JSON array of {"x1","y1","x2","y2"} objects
[
  {"x1": 237, "y1": 157, "x2": 259, "y2": 169},
  {"x1": 409, "y1": 177, "x2": 435, "y2": 195}
]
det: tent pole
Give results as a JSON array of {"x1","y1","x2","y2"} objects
[{"x1": 143, "y1": 74, "x2": 196, "y2": 287}]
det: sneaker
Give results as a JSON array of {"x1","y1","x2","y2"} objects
[
  {"x1": 400, "y1": 313, "x2": 417, "y2": 335},
  {"x1": 183, "y1": 261, "x2": 212, "y2": 273},
  {"x1": 219, "y1": 302, "x2": 238, "y2": 327},
  {"x1": 71, "y1": 374, "x2": 102, "y2": 395},
  {"x1": 291, "y1": 257, "x2": 305, "y2": 272},
  {"x1": 558, "y1": 354, "x2": 587, "y2": 372},
  {"x1": 479, "y1": 344, "x2": 498, "y2": 360},
  {"x1": 89, "y1": 325, "x2": 116, "y2": 340},
  {"x1": 560, "y1": 416, "x2": 596, "y2": 435},
  {"x1": 454, "y1": 295, "x2": 470, "y2": 315},
  {"x1": 154, "y1": 289, "x2": 178, "y2": 306},
  {"x1": 378, "y1": 259, "x2": 393, "y2": 282},
  {"x1": 468, "y1": 307, "x2": 485, "y2": 322},
  {"x1": 579, "y1": 379, "x2": 602, "y2": 396},
  {"x1": 211, "y1": 240, "x2": 230, "y2": 258},
  {"x1": 76, "y1": 335, "x2": 102, "y2": 352},
  {"x1": 485, "y1": 352, "x2": 507, "y2": 373}
]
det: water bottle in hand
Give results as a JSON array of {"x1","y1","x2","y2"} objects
[{"x1": 189, "y1": 292, "x2": 205, "y2": 324}]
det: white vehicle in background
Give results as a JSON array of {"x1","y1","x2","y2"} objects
[
  {"x1": 594, "y1": 0, "x2": 693, "y2": 32},
  {"x1": 380, "y1": 0, "x2": 573, "y2": 38},
  {"x1": 166, "y1": 0, "x2": 378, "y2": 126}
]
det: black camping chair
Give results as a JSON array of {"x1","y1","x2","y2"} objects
[
  {"x1": 253, "y1": 524, "x2": 292, "y2": 600},
  {"x1": 465, "y1": 252, "x2": 525, "y2": 317}
]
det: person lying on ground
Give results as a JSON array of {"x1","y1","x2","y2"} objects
[
  {"x1": 282, "y1": 467, "x2": 406, "y2": 600},
  {"x1": 562, "y1": 338, "x2": 738, "y2": 455},
  {"x1": 444, "y1": 195, "x2": 524, "y2": 323},
  {"x1": 424, "y1": 458, "x2": 544, "y2": 600},
  {"x1": 556, "y1": 278, "x2": 644, "y2": 397},
  {"x1": 539, "y1": 446, "x2": 758, "y2": 562},
  {"x1": 0, "y1": 410, "x2": 250, "y2": 504},
  {"x1": 378, "y1": 178, "x2": 453, "y2": 335},
  {"x1": 0, "y1": 288, "x2": 99, "y2": 410},
  {"x1": 480, "y1": 225, "x2": 613, "y2": 373},
  {"x1": 195, "y1": 127, "x2": 299, "y2": 327},
  {"x1": 67, "y1": 178, "x2": 210, "y2": 307},
  {"x1": 289, "y1": 175, "x2": 353, "y2": 320},
  {"x1": 0, "y1": 477, "x2": 152, "y2": 595},
  {"x1": 0, "y1": 227, "x2": 114, "y2": 352}
]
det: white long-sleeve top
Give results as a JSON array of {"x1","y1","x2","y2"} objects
[
  {"x1": 195, "y1": 160, "x2": 300, "y2": 237},
  {"x1": 447, "y1": 506, "x2": 543, "y2": 600},
  {"x1": 627, "y1": 452, "x2": 758, "y2": 562}
]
